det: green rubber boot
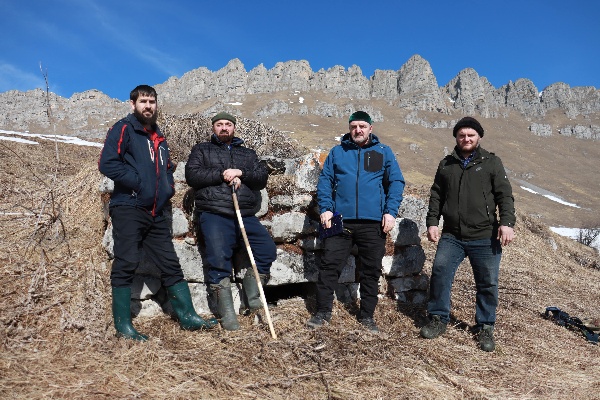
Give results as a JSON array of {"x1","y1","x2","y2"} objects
[
  {"x1": 112, "y1": 287, "x2": 148, "y2": 342},
  {"x1": 240, "y1": 270, "x2": 270, "y2": 314},
  {"x1": 166, "y1": 281, "x2": 218, "y2": 331},
  {"x1": 208, "y1": 277, "x2": 240, "y2": 331}
]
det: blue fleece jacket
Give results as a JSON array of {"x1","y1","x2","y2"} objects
[{"x1": 317, "y1": 133, "x2": 405, "y2": 221}]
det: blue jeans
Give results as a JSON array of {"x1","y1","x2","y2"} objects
[
  {"x1": 427, "y1": 234, "x2": 502, "y2": 327},
  {"x1": 198, "y1": 212, "x2": 277, "y2": 284}
]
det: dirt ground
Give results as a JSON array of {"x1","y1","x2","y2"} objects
[{"x1": 1, "y1": 139, "x2": 599, "y2": 399}]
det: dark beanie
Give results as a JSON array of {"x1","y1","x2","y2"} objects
[
  {"x1": 211, "y1": 112, "x2": 236, "y2": 125},
  {"x1": 349, "y1": 111, "x2": 372, "y2": 125},
  {"x1": 453, "y1": 117, "x2": 484, "y2": 137}
]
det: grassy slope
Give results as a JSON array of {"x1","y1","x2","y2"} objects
[{"x1": 0, "y1": 131, "x2": 599, "y2": 399}]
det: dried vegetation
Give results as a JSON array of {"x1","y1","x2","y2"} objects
[{"x1": 1, "y1": 138, "x2": 599, "y2": 399}]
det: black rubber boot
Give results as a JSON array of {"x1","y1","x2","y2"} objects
[
  {"x1": 167, "y1": 281, "x2": 218, "y2": 331},
  {"x1": 112, "y1": 287, "x2": 148, "y2": 342},
  {"x1": 208, "y1": 277, "x2": 240, "y2": 331},
  {"x1": 240, "y1": 270, "x2": 269, "y2": 314}
]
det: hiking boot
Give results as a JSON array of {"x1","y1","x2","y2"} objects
[
  {"x1": 359, "y1": 317, "x2": 380, "y2": 333},
  {"x1": 477, "y1": 324, "x2": 495, "y2": 352},
  {"x1": 306, "y1": 312, "x2": 331, "y2": 329},
  {"x1": 420, "y1": 315, "x2": 447, "y2": 339}
]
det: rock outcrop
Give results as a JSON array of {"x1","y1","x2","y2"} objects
[{"x1": 2, "y1": 55, "x2": 599, "y2": 138}]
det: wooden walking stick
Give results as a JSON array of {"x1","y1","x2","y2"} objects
[{"x1": 231, "y1": 186, "x2": 277, "y2": 339}]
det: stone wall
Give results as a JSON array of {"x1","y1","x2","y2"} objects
[{"x1": 99, "y1": 152, "x2": 429, "y2": 319}]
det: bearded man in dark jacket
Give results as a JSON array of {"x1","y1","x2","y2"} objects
[
  {"x1": 185, "y1": 112, "x2": 276, "y2": 331},
  {"x1": 420, "y1": 117, "x2": 516, "y2": 352},
  {"x1": 98, "y1": 85, "x2": 217, "y2": 341}
]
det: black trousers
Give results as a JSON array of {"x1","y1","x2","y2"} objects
[
  {"x1": 110, "y1": 206, "x2": 184, "y2": 288},
  {"x1": 316, "y1": 221, "x2": 386, "y2": 319}
]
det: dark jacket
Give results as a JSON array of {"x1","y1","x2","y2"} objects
[
  {"x1": 317, "y1": 133, "x2": 405, "y2": 221},
  {"x1": 426, "y1": 146, "x2": 516, "y2": 241},
  {"x1": 185, "y1": 134, "x2": 267, "y2": 217},
  {"x1": 98, "y1": 114, "x2": 175, "y2": 216}
]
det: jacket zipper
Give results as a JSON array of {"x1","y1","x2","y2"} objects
[{"x1": 355, "y1": 147, "x2": 361, "y2": 218}]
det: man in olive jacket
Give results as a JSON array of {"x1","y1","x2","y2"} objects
[{"x1": 420, "y1": 117, "x2": 515, "y2": 352}]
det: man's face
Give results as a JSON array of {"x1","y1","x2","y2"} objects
[
  {"x1": 455, "y1": 127, "x2": 481, "y2": 155},
  {"x1": 349, "y1": 120, "x2": 372, "y2": 147},
  {"x1": 212, "y1": 119, "x2": 235, "y2": 144},
  {"x1": 130, "y1": 95, "x2": 157, "y2": 127}
]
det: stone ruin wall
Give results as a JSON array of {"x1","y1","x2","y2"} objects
[{"x1": 99, "y1": 114, "x2": 430, "y2": 319}]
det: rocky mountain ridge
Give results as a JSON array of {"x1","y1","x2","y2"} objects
[{"x1": 1, "y1": 54, "x2": 599, "y2": 138}]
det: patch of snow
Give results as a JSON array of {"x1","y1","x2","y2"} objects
[
  {"x1": 0, "y1": 135, "x2": 39, "y2": 145},
  {"x1": 0, "y1": 129, "x2": 103, "y2": 147},
  {"x1": 520, "y1": 186, "x2": 537, "y2": 194},
  {"x1": 520, "y1": 186, "x2": 579, "y2": 208},
  {"x1": 551, "y1": 226, "x2": 600, "y2": 252},
  {"x1": 543, "y1": 195, "x2": 580, "y2": 208},
  {"x1": 0, "y1": 212, "x2": 36, "y2": 216}
]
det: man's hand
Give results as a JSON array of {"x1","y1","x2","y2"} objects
[
  {"x1": 320, "y1": 211, "x2": 334, "y2": 229},
  {"x1": 223, "y1": 168, "x2": 242, "y2": 183},
  {"x1": 427, "y1": 226, "x2": 440, "y2": 243},
  {"x1": 381, "y1": 213, "x2": 396, "y2": 234},
  {"x1": 229, "y1": 177, "x2": 241, "y2": 190},
  {"x1": 498, "y1": 225, "x2": 515, "y2": 246},
  {"x1": 223, "y1": 169, "x2": 242, "y2": 190}
]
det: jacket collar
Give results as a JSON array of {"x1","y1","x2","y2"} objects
[
  {"x1": 210, "y1": 133, "x2": 244, "y2": 147},
  {"x1": 126, "y1": 113, "x2": 162, "y2": 137},
  {"x1": 451, "y1": 145, "x2": 490, "y2": 163},
  {"x1": 340, "y1": 132, "x2": 380, "y2": 148}
]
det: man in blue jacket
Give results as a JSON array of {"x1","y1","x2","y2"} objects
[
  {"x1": 307, "y1": 111, "x2": 405, "y2": 333},
  {"x1": 98, "y1": 85, "x2": 216, "y2": 341}
]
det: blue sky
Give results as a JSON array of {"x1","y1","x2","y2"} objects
[{"x1": 1, "y1": 0, "x2": 599, "y2": 101}]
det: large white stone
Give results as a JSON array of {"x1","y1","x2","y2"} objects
[
  {"x1": 270, "y1": 212, "x2": 318, "y2": 243},
  {"x1": 167, "y1": 207, "x2": 189, "y2": 237}
]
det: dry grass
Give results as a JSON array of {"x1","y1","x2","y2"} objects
[{"x1": 1, "y1": 139, "x2": 599, "y2": 399}]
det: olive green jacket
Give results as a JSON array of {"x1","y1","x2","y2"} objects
[{"x1": 426, "y1": 146, "x2": 515, "y2": 241}]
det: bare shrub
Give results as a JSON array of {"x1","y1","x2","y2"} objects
[
  {"x1": 159, "y1": 112, "x2": 305, "y2": 163},
  {"x1": 576, "y1": 226, "x2": 600, "y2": 248}
]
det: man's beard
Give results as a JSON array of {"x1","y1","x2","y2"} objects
[{"x1": 134, "y1": 109, "x2": 157, "y2": 126}]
